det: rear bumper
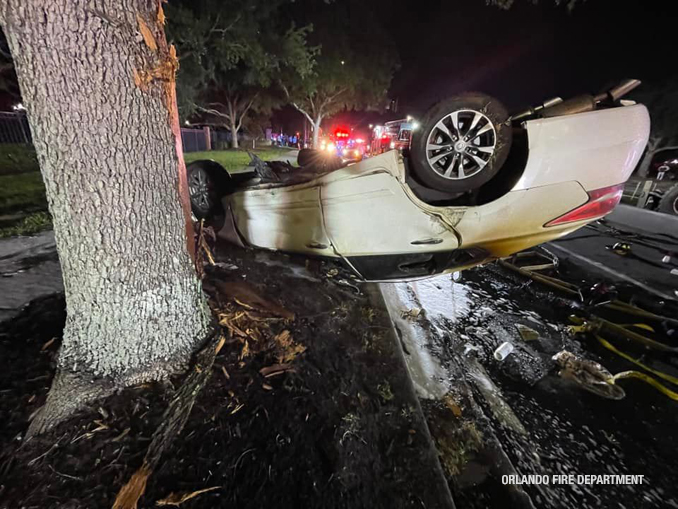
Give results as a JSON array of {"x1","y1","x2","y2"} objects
[{"x1": 516, "y1": 104, "x2": 650, "y2": 192}]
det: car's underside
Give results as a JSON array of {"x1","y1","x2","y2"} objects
[{"x1": 187, "y1": 80, "x2": 650, "y2": 282}]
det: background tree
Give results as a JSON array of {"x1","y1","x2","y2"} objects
[
  {"x1": 280, "y1": 0, "x2": 400, "y2": 148},
  {"x1": 0, "y1": 0, "x2": 212, "y2": 433},
  {"x1": 166, "y1": 0, "x2": 315, "y2": 148}
]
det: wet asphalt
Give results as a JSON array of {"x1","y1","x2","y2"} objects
[{"x1": 383, "y1": 206, "x2": 678, "y2": 508}]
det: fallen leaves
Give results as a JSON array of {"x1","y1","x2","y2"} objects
[{"x1": 156, "y1": 486, "x2": 220, "y2": 506}]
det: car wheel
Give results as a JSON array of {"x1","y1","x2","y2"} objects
[
  {"x1": 188, "y1": 163, "x2": 220, "y2": 220},
  {"x1": 658, "y1": 185, "x2": 678, "y2": 216},
  {"x1": 410, "y1": 93, "x2": 512, "y2": 193}
]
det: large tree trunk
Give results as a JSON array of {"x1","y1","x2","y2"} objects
[
  {"x1": 1, "y1": 0, "x2": 211, "y2": 432},
  {"x1": 311, "y1": 117, "x2": 322, "y2": 148},
  {"x1": 231, "y1": 122, "x2": 240, "y2": 149}
]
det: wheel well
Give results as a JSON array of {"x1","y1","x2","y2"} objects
[
  {"x1": 186, "y1": 159, "x2": 232, "y2": 196},
  {"x1": 404, "y1": 126, "x2": 529, "y2": 206}
]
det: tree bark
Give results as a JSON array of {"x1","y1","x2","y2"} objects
[
  {"x1": 231, "y1": 121, "x2": 239, "y2": 149},
  {"x1": 312, "y1": 117, "x2": 322, "y2": 149},
  {"x1": 1, "y1": 0, "x2": 211, "y2": 431}
]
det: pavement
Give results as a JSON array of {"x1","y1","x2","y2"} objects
[
  {"x1": 547, "y1": 204, "x2": 678, "y2": 301},
  {"x1": 0, "y1": 231, "x2": 62, "y2": 322}
]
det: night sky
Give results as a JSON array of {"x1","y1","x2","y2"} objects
[
  {"x1": 274, "y1": 0, "x2": 676, "y2": 133},
  {"x1": 382, "y1": 0, "x2": 676, "y2": 114},
  {"x1": 2, "y1": 0, "x2": 676, "y2": 131}
]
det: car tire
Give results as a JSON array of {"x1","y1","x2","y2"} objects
[
  {"x1": 410, "y1": 92, "x2": 512, "y2": 193},
  {"x1": 187, "y1": 162, "x2": 226, "y2": 226},
  {"x1": 658, "y1": 185, "x2": 678, "y2": 216},
  {"x1": 297, "y1": 148, "x2": 344, "y2": 172},
  {"x1": 297, "y1": 148, "x2": 320, "y2": 167}
]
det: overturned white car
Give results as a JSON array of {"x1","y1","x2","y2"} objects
[{"x1": 187, "y1": 81, "x2": 650, "y2": 281}]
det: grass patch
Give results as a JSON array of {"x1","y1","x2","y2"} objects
[
  {"x1": 0, "y1": 144, "x2": 40, "y2": 176},
  {"x1": 184, "y1": 147, "x2": 296, "y2": 172},
  {"x1": 0, "y1": 172, "x2": 47, "y2": 216},
  {"x1": 0, "y1": 145, "x2": 295, "y2": 237},
  {"x1": 0, "y1": 211, "x2": 52, "y2": 238}
]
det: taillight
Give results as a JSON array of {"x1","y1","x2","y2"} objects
[{"x1": 545, "y1": 183, "x2": 624, "y2": 227}]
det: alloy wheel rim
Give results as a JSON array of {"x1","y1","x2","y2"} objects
[
  {"x1": 425, "y1": 109, "x2": 497, "y2": 180},
  {"x1": 188, "y1": 168, "x2": 211, "y2": 211}
]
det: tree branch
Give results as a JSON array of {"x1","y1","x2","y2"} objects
[
  {"x1": 236, "y1": 95, "x2": 257, "y2": 132},
  {"x1": 194, "y1": 103, "x2": 233, "y2": 123},
  {"x1": 291, "y1": 102, "x2": 314, "y2": 125}
]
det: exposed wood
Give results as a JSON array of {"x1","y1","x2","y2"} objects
[
  {"x1": 113, "y1": 331, "x2": 226, "y2": 509},
  {"x1": 1, "y1": 0, "x2": 211, "y2": 433}
]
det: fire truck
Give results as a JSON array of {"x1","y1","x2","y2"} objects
[
  {"x1": 369, "y1": 119, "x2": 414, "y2": 155},
  {"x1": 320, "y1": 127, "x2": 366, "y2": 162}
]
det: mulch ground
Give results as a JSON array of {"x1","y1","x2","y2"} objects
[{"x1": 0, "y1": 241, "x2": 452, "y2": 509}]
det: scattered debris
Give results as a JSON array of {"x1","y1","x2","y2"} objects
[
  {"x1": 335, "y1": 279, "x2": 361, "y2": 294},
  {"x1": 463, "y1": 343, "x2": 481, "y2": 356},
  {"x1": 212, "y1": 280, "x2": 294, "y2": 320},
  {"x1": 156, "y1": 486, "x2": 221, "y2": 506},
  {"x1": 274, "y1": 330, "x2": 306, "y2": 364},
  {"x1": 607, "y1": 242, "x2": 632, "y2": 256},
  {"x1": 493, "y1": 342, "x2": 514, "y2": 361},
  {"x1": 401, "y1": 307, "x2": 422, "y2": 321},
  {"x1": 40, "y1": 337, "x2": 56, "y2": 351},
  {"x1": 466, "y1": 357, "x2": 526, "y2": 435},
  {"x1": 214, "y1": 262, "x2": 238, "y2": 271},
  {"x1": 259, "y1": 363, "x2": 295, "y2": 378},
  {"x1": 442, "y1": 393, "x2": 463, "y2": 417},
  {"x1": 112, "y1": 332, "x2": 226, "y2": 509},
  {"x1": 552, "y1": 350, "x2": 625, "y2": 400},
  {"x1": 514, "y1": 324, "x2": 539, "y2": 342},
  {"x1": 378, "y1": 381, "x2": 395, "y2": 402}
]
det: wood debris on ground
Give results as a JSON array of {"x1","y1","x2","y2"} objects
[{"x1": 155, "y1": 486, "x2": 221, "y2": 506}]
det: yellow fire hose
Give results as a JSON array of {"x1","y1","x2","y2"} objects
[
  {"x1": 611, "y1": 371, "x2": 678, "y2": 402},
  {"x1": 500, "y1": 253, "x2": 678, "y2": 401}
]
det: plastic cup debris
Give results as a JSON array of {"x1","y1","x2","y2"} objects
[{"x1": 494, "y1": 341, "x2": 514, "y2": 361}]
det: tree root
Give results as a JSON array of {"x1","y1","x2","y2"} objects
[
  {"x1": 112, "y1": 330, "x2": 226, "y2": 509},
  {"x1": 26, "y1": 371, "x2": 114, "y2": 439}
]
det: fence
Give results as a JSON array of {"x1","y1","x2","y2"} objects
[
  {"x1": 180, "y1": 127, "x2": 209, "y2": 153},
  {"x1": 1, "y1": 114, "x2": 240, "y2": 153},
  {"x1": 0, "y1": 111, "x2": 32, "y2": 144},
  {"x1": 180, "y1": 127, "x2": 254, "y2": 152}
]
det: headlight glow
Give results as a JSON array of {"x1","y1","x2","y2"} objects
[{"x1": 327, "y1": 143, "x2": 335, "y2": 152}]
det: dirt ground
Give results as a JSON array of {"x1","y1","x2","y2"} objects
[{"x1": 0, "y1": 241, "x2": 452, "y2": 509}]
